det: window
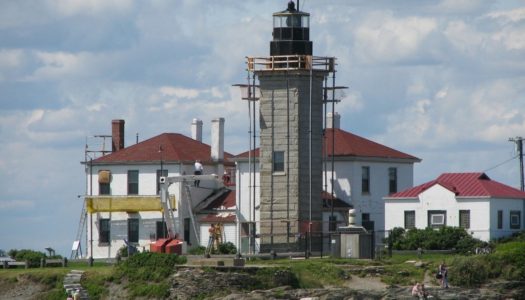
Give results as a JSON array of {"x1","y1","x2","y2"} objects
[
  {"x1": 459, "y1": 210, "x2": 470, "y2": 229},
  {"x1": 497, "y1": 210, "x2": 503, "y2": 229},
  {"x1": 273, "y1": 151, "x2": 285, "y2": 172},
  {"x1": 362, "y1": 166, "x2": 370, "y2": 194},
  {"x1": 99, "y1": 183, "x2": 110, "y2": 195},
  {"x1": 428, "y1": 210, "x2": 446, "y2": 228},
  {"x1": 510, "y1": 211, "x2": 521, "y2": 229},
  {"x1": 404, "y1": 211, "x2": 416, "y2": 229},
  {"x1": 388, "y1": 167, "x2": 397, "y2": 194},
  {"x1": 156, "y1": 221, "x2": 167, "y2": 239},
  {"x1": 98, "y1": 170, "x2": 111, "y2": 195},
  {"x1": 99, "y1": 219, "x2": 110, "y2": 244},
  {"x1": 127, "y1": 170, "x2": 139, "y2": 195},
  {"x1": 156, "y1": 169, "x2": 168, "y2": 194},
  {"x1": 127, "y1": 218, "x2": 139, "y2": 243}
]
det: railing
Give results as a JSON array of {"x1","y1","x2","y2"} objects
[{"x1": 247, "y1": 55, "x2": 336, "y2": 72}]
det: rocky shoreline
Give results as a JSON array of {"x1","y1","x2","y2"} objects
[{"x1": 165, "y1": 267, "x2": 525, "y2": 300}]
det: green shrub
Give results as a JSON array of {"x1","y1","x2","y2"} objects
[
  {"x1": 9, "y1": 249, "x2": 46, "y2": 267},
  {"x1": 117, "y1": 245, "x2": 128, "y2": 258},
  {"x1": 492, "y1": 241, "x2": 525, "y2": 280},
  {"x1": 115, "y1": 252, "x2": 186, "y2": 282},
  {"x1": 449, "y1": 256, "x2": 490, "y2": 287},
  {"x1": 217, "y1": 242, "x2": 237, "y2": 254},
  {"x1": 388, "y1": 226, "x2": 483, "y2": 252},
  {"x1": 188, "y1": 246, "x2": 206, "y2": 255}
]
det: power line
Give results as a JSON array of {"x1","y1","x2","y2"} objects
[{"x1": 483, "y1": 155, "x2": 518, "y2": 172}]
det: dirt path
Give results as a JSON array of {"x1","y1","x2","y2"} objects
[{"x1": 347, "y1": 275, "x2": 388, "y2": 291}]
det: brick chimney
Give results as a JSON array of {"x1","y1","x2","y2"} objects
[
  {"x1": 112, "y1": 119, "x2": 125, "y2": 152},
  {"x1": 326, "y1": 112, "x2": 340, "y2": 129},
  {"x1": 191, "y1": 118, "x2": 203, "y2": 142}
]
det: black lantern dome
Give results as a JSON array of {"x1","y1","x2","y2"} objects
[{"x1": 270, "y1": 1, "x2": 312, "y2": 56}]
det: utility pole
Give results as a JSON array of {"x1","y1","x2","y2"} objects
[{"x1": 509, "y1": 137, "x2": 524, "y2": 191}]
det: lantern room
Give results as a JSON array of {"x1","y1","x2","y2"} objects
[{"x1": 270, "y1": 1, "x2": 312, "y2": 56}]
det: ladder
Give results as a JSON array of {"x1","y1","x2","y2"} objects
[
  {"x1": 70, "y1": 203, "x2": 87, "y2": 259},
  {"x1": 160, "y1": 189, "x2": 177, "y2": 238},
  {"x1": 183, "y1": 181, "x2": 200, "y2": 244}
]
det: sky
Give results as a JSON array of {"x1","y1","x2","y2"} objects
[{"x1": 1, "y1": 0, "x2": 524, "y2": 257}]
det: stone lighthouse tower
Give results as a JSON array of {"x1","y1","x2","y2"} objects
[{"x1": 247, "y1": 1, "x2": 336, "y2": 253}]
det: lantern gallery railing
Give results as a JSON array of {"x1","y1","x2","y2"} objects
[{"x1": 246, "y1": 55, "x2": 336, "y2": 72}]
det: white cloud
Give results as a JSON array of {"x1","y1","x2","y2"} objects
[
  {"x1": 159, "y1": 86, "x2": 200, "y2": 99},
  {"x1": 49, "y1": 0, "x2": 133, "y2": 16},
  {"x1": 486, "y1": 7, "x2": 525, "y2": 23},
  {"x1": 27, "y1": 51, "x2": 121, "y2": 81},
  {"x1": 353, "y1": 12, "x2": 437, "y2": 64}
]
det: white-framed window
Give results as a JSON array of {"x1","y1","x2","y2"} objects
[
  {"x1": 510, "y1": 211, "x2": 521, "y2": 229},
  {"x1": 459, "y1": 210, "x2": 470, "y2": 229},
  {"x1": 428, "y1": 210, "x2": 446, "y2": 228},
  {"x1": 404, "y1": 211, "x2": 415, "y2": 229},
  {"x1": 127, "y1": 170, "x2": 139, "y2": 195}
]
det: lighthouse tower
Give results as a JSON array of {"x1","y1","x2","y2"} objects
[{"x1": 247, "y1": 1, "x2": 336, "y2": 253}]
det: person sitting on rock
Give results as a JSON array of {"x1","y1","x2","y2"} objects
[{"x1": 411, "y1": 282, "x2": 428, "y2": 299}]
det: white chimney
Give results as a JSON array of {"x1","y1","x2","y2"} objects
[
  {"x1": 326, "y1": 112, "x2": 340, "y2": 129},
  {"x1": 211, "y1": 118, "x2": 225, "y2": 162},
  {"x1": 191, "y1": 118, "x2": 203, "y2": 142}
]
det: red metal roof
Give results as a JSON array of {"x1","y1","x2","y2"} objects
[
  {"x1": 235, "y1": 128, "x2": 419, "y2": 161},
  {"x1": 92, "y1": 133, "x2": 233, "y2": 164},
  {"x1": 324, "y1": 128, "x2": 419, "y2": 160},
  {"x1": 388, "y1": 172, "x2": 525, "y2": 199}
]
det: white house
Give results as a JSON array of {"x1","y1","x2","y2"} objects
[
  {"x1": 384, "y1": 172, "x2": 525, "y2": 241},
  {"x1": 80, "y1": 113, "x2": 420, "y2": 258},
  {"x1": 233, "y1": 113, "x2": 420, "y2": 252},
  {"x1": 83, "y1": 119, "x2": 237, "y2": 259}
]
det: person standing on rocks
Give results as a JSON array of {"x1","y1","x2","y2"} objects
[{"x1": 438, "y1": 262, "x2": 449, "y2": 288}]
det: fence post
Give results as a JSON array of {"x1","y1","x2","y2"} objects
[{"x1": 40, "y1": 258, "x2": 45, "y2": 268}]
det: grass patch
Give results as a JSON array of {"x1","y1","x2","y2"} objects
[
  {"x1": 128, "y1": 282, "x2": 171, "y2": 298},
  {"x1": 82, "y1": 268, "x2": 114, "y2": 300}
]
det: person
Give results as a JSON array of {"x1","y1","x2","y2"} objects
[
  {"x1": 411, "y1": 282, "x2": 428, "y2": 299},
  {"x1": 438, "y1": 261, "x2": 448, "y2": 288},
  {"x1": 66, "y1": 291, "x2": 73, "y2": 300},
  {"x1": 222, "y1": 171, "x2": 231, "y2": 185},
  {"x1": 194, "y1": 160, "x2": 203, "y2": 187}
]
